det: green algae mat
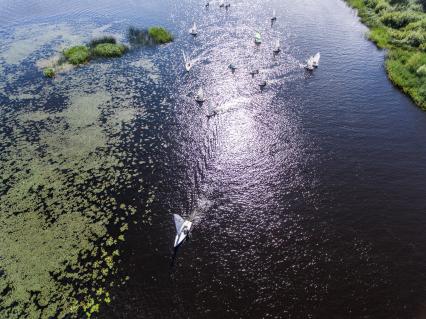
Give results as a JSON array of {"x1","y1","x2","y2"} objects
[{"x1": 0, "y1": 22, "x2": 164, "y2": 318}]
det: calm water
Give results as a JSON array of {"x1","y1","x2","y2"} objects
[{"x1": 1, "y1": 0, "x2": 426, "y2": 318}]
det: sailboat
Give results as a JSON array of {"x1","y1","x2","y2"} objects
[
  {"x1": 182, "y1": 51, "x2": 193, "y2": 72},
  {"x1": 305, "y1": 56, "x2": 314, "y2": 70},
  {"x1": 249, "y1": 69, "x2": 259, "y2": 77},
  {"x1": 205, "y1": 1, "x2": 209, "y2": 7},
  {"x1": 271, "y1": 9, "x2": 277, "y2": 21},
  {"x1": 273, "y1": 39, "x2": 281, "y2": 54},
  {"x1": 219, "y1": 0, "x2": 224, "y2": 7},
  {"x1": 173, "y1": 214, "x2": 192, "y2": 248},
  {"x1": 312, "y1": 52, "x2": 320, "y2": 67},
  {"x1": 195, "y1": 87, "x2": 205, "y2": 102},
  {"x1": 189, "y1": 22, "x2": 197, "y2": 36},
  {"x1": 254, "y1": 31, "x2": 262, "y2": 44},
  {"x1": 259, "y1": 80, "x2": 267, "y2": 89},
  {"x1": 229, "y1": 63, "x2": 237, "y2": 72}
]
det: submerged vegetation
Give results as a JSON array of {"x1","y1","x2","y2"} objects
[
  {"x1": 346, "y1": 0, "x2": 426, "y2": 109},
  {"x1": 128, "y1": 26, "x2": 174, "y2": 45}
]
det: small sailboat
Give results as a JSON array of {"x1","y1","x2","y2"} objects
[
  {"x1": 249, "y1": 69, "x2": 259, "y2": 77},
  {"x1": 195, "y1": 87, "x2": 205, "y2": 103},
  {"x1": 173, "y1": 214, "x2": 192, "y2": 248},
  {"x1": 271, "y1": 9, "x2": 277, "y2": 21},
  {"x1": 219, "y1": 0, "x2": 224, "y2": 7},
  {"x1": 205, "y1": 2, "x2": 209, "y2": 7},
  {"x1": 229, "y1": 63, "x2": 237, "y2": 72},
  {"x1": 254, "y1": 31, "x2": 262, "y2": 44},
  {"x1": 189, "y1": 22, "x2": 197, "y2": 36},
  {"x1": 259, "y1": 80, "x2": 267, "y2": 89},
  {"x1": 273, "y1": 39, "x2": 281, "y2": 54},
  {"x1": 206, "y1": 105, "x2": 218, "y2": 119},
  {"x1": 305, "y1": 56, "x2": 314, "y2": 70},
  {"x1": 312, "y1": 52, "x2": 320, "y2": 67},
  {"x1": 182, "y1": 51, "x2": 193, "y2": 72}
]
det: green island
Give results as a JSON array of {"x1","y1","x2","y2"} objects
[
  {"x1": 43, "y1": 28, "x2": 173, "y2": 77},
  {"x1": 346, "y1": 0, "x2": 426, "y2": 109},
  {"x1": 43, "y1": 37, "x2": 128, "y2": 77},
  {"x1": 147, "y1": 27, "x2": 174, "y2": 44}
]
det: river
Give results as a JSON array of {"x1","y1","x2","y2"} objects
[{"x1": 1, "y1": 0, "x2": 426, "y2": 318}]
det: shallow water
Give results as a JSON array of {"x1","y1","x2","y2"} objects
[{"x1": 1, "y1": 0, "x2": 426, "y2": 318}]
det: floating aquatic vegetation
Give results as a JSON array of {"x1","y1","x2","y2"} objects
[
  {"x1": 0, "y1": 23, "x2": 83, "y2": 65},
  {"x1": 0, "y1": 53, "x2": 157, "y2": 318},
  {"x1": 131, "y1": 56, "x2": 161, "y2": 84}
]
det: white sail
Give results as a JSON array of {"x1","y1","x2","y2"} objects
[
  {"x1": 182, "y1": 50, "x2": 193, "y2": 71},
  {"x1": 195, "y1": 87, "x2": 204, "y2": 101},
  {"x1": 255, "y1": 31, "x2": 261, "y2": 44},
  {"x1": 272, "y1": 9, "x2": 277, "y2": 20},
  {"x1": 273, "y1": 39, "x2": 281, "y2": 53},
  {"x1": 313, "y1": 52, "x2": 320, "y2": 67},
  {"x1": 182, "y1": 50, "x2": 187, "y2": 63},
  {"x1": 305, "y1": 56, "x2": 314, "y2": 70},
  {"x1": 173, "y1": 214, "x2": 185, "y2": 232},
  {"x1": 189, "y1": 22, "x2": 197, "y2": 35}
]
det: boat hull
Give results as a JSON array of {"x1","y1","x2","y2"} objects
[{"x1": 174, "y1": 220, "x2": 192, "y2": 248}]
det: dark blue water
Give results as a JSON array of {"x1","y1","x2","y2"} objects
[{"x1": 1, "y1": 0, "x2": 426, "y2": 318}]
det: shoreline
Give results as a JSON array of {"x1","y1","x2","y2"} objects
[{"x1": 345, "y1": 0, "x2": 426, "y2": 110}]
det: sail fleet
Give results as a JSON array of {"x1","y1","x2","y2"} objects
[{"x1": 174, "y1": 3, "x2": 321, "y2": 248}]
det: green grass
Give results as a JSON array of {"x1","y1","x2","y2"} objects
[
  {"x1": 345, "y1": 0, "x2": 426, "y2": 109},
  {"x1": 43, "y1": 67, "x2": 55, "y2": 78},
  {"x1": 147, "y1": 27, "x2": 173, "y2": 44},
  {"x1": 92, "y1": 43, "x2": 127, "y2": 58},
  {"x1": 63, "y1": 45, "x2": 90, "y2": 65}
]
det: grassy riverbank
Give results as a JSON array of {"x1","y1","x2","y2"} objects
[{"x1": 346, "y1": 0, "x2": 426, "y2": 109}]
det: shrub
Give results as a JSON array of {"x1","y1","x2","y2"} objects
[
  {"x1": 406, "y1": 51, "x2": 426, "y2": 72},
  {"x1": 375, "y1": 0, "x2": 391, "y2": 13},
  {"x1": 369, "y1": 27, "x2": 391, "y2": 47},
  {"x1": 148, "y1": 27, "x2": 173, "y2": 44},
  {"x1": 92, "y1": 43, "x2": 127, "y2": 57},
  {"x1": 418, "y1": 0, "x2": 426, "y2": 11},
  {"x1": 380, "y1": 11, "x2": 420, "y2": 28},
  {"x1": 389, "y1": 0, "x2": 408, "y2": 6},
  {"x1": 365, "y1": 0, "x2": 378, "y2": 9},
  {"x1": 63, "y1": 45, "x2": 90, "y2": 65},
  {"x1": 89, "y1": 36, "x2": 117, "y2": 48},
  {"x1": 405, "y1": 31, "x2": 426, "y2": 47},
  {"x1": 43, "y1": 67, "x2": 55, "y2": 78},
  {"x1": 417, "y1": 64, "x2": 426, "y2": 75}
]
